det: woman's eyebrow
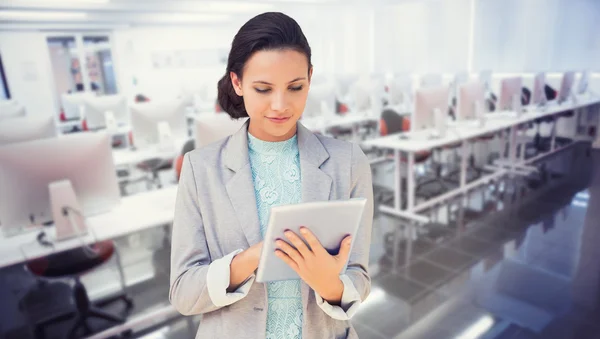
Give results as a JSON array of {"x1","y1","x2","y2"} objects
[{"x1": 252, "y1": 77, "x2": 307, "y2": 85}]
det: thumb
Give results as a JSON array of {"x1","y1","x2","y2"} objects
[{"x1": 336, "y1": 236, "x2": 353, "y2": 261}]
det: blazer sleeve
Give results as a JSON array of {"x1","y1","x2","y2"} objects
[
  {"x1": 316, "y1": 143, "x2": 374, "y2": 319},
  {"x1": 169, "y1": 153, "x2": 255, "y2": 316}
]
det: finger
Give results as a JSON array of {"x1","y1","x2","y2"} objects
[
  {"x1": 299, "y1": 227, "x2": 329, "y2": 256},
  {"x1": 275, "y1": 249, "x2": 299, "y2": 272},
  {"x1": 276, "y1": 239, "x2": 303, "y2": 263},
  {"x1": 335, "y1": 235, "x2": 353, "y2": 262},
  {"x1": 284, "y1": 230, "x2": 313, "y2": 258}
]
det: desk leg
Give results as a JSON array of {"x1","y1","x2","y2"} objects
[
  {"x1": 594, "y1": 104, "x2": 600, "y2": 149},
  {"x1": 508, "y1": 126, "x2": 517, "y2": 174},
  {"x1": 113, "y1": 244, "x2": 129, "y2": 295},
  {"x1": 550, "y1": 118, "x2": 557, "y2": 151},
  {"x1": 460, "y1": 141, "x2": 468, "y2": 188},
  {"x1": 519, "y1": 126, "x2": 527, "y2": 162},
  {"x1": 394, "y1": 150, "x2": 403, "y2": 210},
  {"x1": 407, "y1": 152, "x2": 415, "y2": 210}
]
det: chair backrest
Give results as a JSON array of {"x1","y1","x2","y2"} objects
[
  {"x1": 176, "y1": 139, "x2": 196, "y2": 180},
  {"x1": 544, "y1": 84, "x2": 557, "y2": 101},
  {"x1": 380, "y1": 109, "x2": 407, "y2": 136}
]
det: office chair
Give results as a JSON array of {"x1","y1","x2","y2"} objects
[
  {"x1": 136, "y1": 157, "x2": 174, "y2": 190},
  {"x1": 23, "y1": 241, "x2": 132, "y2": 338},
  {"x1": 175, "y1": 139, "x2": 196, "y2": 181}
]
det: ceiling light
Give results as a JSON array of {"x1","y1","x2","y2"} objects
[
  {"x1": 202, "y1": 2, "x2": 274, "y2": 13},
  {"x1": 150, "y1": 13, "x2": 231, "y2": 23},
  {"x1": 0, "y1": 10, "x2": 87, "y2": 20},
  {"x1": 30, "y1": 0, "x2": 109, "y2": 2}
]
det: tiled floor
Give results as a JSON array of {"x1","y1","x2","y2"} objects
[{"x1": 1, "y1": 144, "x2": 599, "y2": 339}]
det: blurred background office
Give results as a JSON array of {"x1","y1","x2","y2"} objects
[{"x1": 0, "y1": 0, "x2": 600, "y2": 338}]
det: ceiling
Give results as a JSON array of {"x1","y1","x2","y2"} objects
[{"x1": 0, "y1": 0, "x2": 385, "y2": 30}]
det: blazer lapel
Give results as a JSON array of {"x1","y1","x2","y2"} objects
[
  {"x1": 223, "y1": 121, "x2": 332, "y2": 246},
  {"x1": 224, "y1": 121, "x2": 262, "y2": 246},
  {"x1": 297, "y1": 122, "x2": 332, "y2": 203}
]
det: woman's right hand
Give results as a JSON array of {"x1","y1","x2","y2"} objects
[
  {"x1": 227, "y1": 241, "x2": 263, "y2": 292},
  {"x1": 246, "y1": 241, "x2": 264, "y2": 269}
]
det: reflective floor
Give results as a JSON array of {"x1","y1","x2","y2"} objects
[{"x1": 1, "y1": 145, "x2": 598, "y2": 339}]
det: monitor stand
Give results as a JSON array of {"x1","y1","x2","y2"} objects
[{"x1": 49, "y1": 179, "x2": 87, "y2": 242}]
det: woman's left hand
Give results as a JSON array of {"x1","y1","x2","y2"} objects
[{"x1": 275, "y1": 227, "x2": 352, "y2": 305}]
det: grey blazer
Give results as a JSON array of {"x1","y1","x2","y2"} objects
[{"x1": 169, "y1": 121, "x2": 374, "y2": 339}]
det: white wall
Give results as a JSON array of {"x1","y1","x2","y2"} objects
[
  {"x1": 473, "y1": 0, "x2": 600, "y2": 72},
  {"x1": 112, "y1": 25, "x2": 235, "y2": 101},
  {"x1": 0, "y1": 32, "x2": 57, "y2": 118},
  {"x1": 374, "y1": 0, "x2": 472, "y2": 75}
]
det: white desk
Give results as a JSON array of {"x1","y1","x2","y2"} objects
[
  {"x1": 362, "y1": 96, "x2": 600, "y2": 223},
  {"x1": 112, "y1": 138, "x2": 189, "y2": 167},
  {"x1": 301, "y1": 113, "x2": 378, "y2": 142},
  {"x1": 0, "y1": 186, "x2": 178, "y2": 270}
]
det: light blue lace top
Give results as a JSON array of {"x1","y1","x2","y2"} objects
[{"x1": 247, "y1": 132, "x2": 303, "y2": 339}]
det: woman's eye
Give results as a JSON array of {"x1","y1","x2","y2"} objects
[
  {"x1": 290, "y1": 86, "x2": 303, "y2": 92},
  {"x1": 255, "y1": 88, "x2": 271, "y2": 93}
]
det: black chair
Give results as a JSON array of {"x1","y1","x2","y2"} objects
[{"x1": 23, "y1": 241, "x2": 132, "y2": 339}]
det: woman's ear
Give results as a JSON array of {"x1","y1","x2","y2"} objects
[
  {"x1": 230, "y1": 72, "x2": 243, "y2": 96},
  {"x1": 308, "y1": 67, "x2": 313, "y2": 84}
]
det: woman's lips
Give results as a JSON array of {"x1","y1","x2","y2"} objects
[{"x1": 266, "y1": 116, "x2": 291, "y2": 124}]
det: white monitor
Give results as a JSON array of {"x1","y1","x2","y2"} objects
[
  {"x1": 305, "y1": 83, "x2": 337, "y2": 119},
  {"x1": 452, "y1": 71, "x2": 470, "y2": 97},
  {"x1": 479, "y1": 70, "x2": 492, "y2": 92},
  {"x1": 557, "y1": 71, "x2": 575, "y2": 104},
  {"x1": 420, "y1": 73, "x2": 443, "y2": 88},
  {"x1": 195, "y1": 114, "x2": 248, "y2": 148},
  {"x1": 349, "y1": 80, "x2": 372, "y2": 112},
  {"x1": 532, "y1": 72, "x2": 546, "y2": 106},
  {"x1": 577, "y1": 71, "x2": 590, "y2": 95},
  {"x1": 388, "y1": 75, "x2": 413, "y2": 109},
  {"x1": 83, "y1": 94, "x2": 128, "y2": 130},
  {"x1": 498, "y1": 77, "x2": 522, "y2": 111},
  {"x1": 413, "y1": 86, "x2": 450, "y2": 131},
  {"x1": 335, "y1": 74, "x2": 359, "y2": 99},
  {"x1": 0, "y1": 100, "x2": 26, "y2": 120},
  {"x1": 61, "y1": 92, "x2": 93, "y2": 120},
  {"x1": 457, "y1": 81, "x2": 486, "y2": 121},
  {"x1": 130, "y1": 99, "x2": 187, "y2": 148},
  {"x1": 0, "y1": 115, "x2": 57, "y2": 145},
  {"x1": 0, "y1": 132, "x2": 120, "y2": 233}
]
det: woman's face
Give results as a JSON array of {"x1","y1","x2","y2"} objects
[{"x1": 231, "y1": 49, "x2": 312, "y2": 142}]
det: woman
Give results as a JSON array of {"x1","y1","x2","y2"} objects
[{"x1": 170, "y1": 12, "x2": 373, "y2": 339}]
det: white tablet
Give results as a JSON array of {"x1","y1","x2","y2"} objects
[{"x1": 256, "y1": 198, "x2": 367, "y2": 283}]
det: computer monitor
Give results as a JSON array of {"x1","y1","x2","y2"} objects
[
  {"x1": 577, "y1": 71, "x2": 590, "y2": 95},
  {"x1": 557, "y1": 71, "x2": 575, "y2": 104},
  {"x1": 531, "y1": 72, "x2": 546, "y2": 106},
  {"x1": 413, "y1": 86, "x2": 450, "y2": 131},
  {"x1": 130, "y1": 99, "x2": 187, "y2": 148},
  {"x1": 457, "y1": 81, "x2": 486, "y2": 121},
  {"x1": 83, "y1": 94, "x2": 128, "y2": 130},
  {"x1": 61, "y1": 92, "x2": 93, "y2": 120},
  {"x1": 350, "y1": 80, "x2": 372, "y2": 112},
  {"x1": 452, "y1": 71, "x2": 470, "y2": 97},
  {"x1": 0, "y1": 100, "x2": 26, "y2": 120},
  {"x1": 388, "y1": 75, "x2": 412, "y2": 108},
  {"x1": 305, "y1": 83, "x2": 337, "y2": 119},
  {"x1": 498, "y1": 77, "x2": 522, "y2": 111},
  {"x1": 335, "y1": 74, "x2": 359, "y2": 101},
  {"x1": 0, "y1": 115, "x2": 57, "y2": 145},
  {"x1": 420, "y1": 73, "x2": 443, "y2": 88},
  {"x1": 0, "y1": 132, "x2": 120, "y2": 234},
  {"x1": 479, "y1": 70, "x2": 492, "y2": 92},
  {"x1": 195, "y1": 114, "x2": 248, "y2": 148}
]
